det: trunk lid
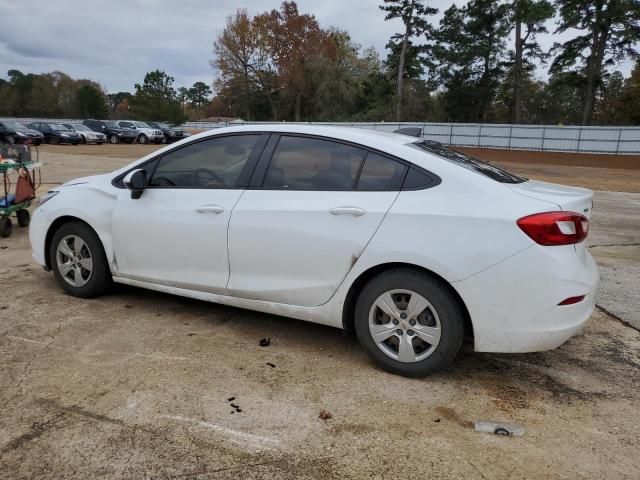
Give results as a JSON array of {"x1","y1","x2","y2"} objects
[{"x1": 507, "y1": 180, "x2": 594, "y2": 218}]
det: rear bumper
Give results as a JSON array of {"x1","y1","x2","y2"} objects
[{"x1": 453, "y1": 244, "x2": 599, "y2": 353}]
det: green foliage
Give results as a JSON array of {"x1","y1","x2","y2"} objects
[
  {"x1": 130, "y1": 70, "x2": 187, "y2": 125},
  {"x1": 77, "y1": 85, "x2": 109, "y2": 118},
  {"x1": 552, "y1": 0, "x2": 640, "y2": 124}
]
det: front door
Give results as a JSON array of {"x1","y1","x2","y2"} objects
[{"x1": 112, "y1": 134, "x2": 264, "y2": 293}]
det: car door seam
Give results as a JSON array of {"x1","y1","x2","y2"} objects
[{"x1": 225, "y1": 189, "x2": 248, "y2": 292}]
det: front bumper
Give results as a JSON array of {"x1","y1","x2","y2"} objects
[
  {"x1": 29, "y1": 206, "x2": 52, "y2": 267},
  {"x1": 453, "y1": 244, "x2": 600, "y2": 353}
]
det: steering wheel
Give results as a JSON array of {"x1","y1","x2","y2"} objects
[{"x1": 191, "y1": 168, "x2": 230, "y2": 188}]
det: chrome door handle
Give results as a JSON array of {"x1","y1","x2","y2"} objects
[
  {"x1": 329, "y1": 206, "x2": 367, "y2": 217},
  {"x1": 196, "y1": 205, "x2": 224, "y2": 214}
]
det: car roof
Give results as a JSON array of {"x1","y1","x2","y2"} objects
[{"x1": 197, "y1": 124, "x2": 416, "y2": 150}]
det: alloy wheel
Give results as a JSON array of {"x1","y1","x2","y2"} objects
[
  {"x1": 56, "y1": 235, "x2": 94, "y2": 287},
  {"x1": 368, "y1": 289, "x2": 442, "y2": 363}
]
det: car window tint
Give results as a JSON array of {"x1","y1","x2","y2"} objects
[
  {"x1": 263, "y1": 136, "x2": 366, "y2": 190},
  {"x1": 149, "y1": 135, "x2": 259, "y2": 188},
  {"x1": 402, "y1": 166, "x2": 438, "y2": 190},
  {"x1": 410, "y1": 140, "x2": 526, "y2": 184},
  {"x1": 356, "y1": 153, "x2": 407, "y2": 191}
]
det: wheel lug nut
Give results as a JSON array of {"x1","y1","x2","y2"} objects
[
  {"x1": 409, "y1": 319, "x2": 416, "y2": 326},
  {"x1": 392, "y1": 319, "x2": 399, "y2": 326},
  {"x1": 400, "y1": 313, "x2": 407, "y2": 319},
  {"x1": 396, "y1": 329, "x2": 403, "y2": 336},
  {"x1": 407, "y1": 329, "x2": 414, "y2": 336}
]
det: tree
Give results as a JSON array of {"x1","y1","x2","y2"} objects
[
  {"x1": 130, "y1": 70, "x2": 186, "y2": 124},
  {"x1": 619, "y1": 61, "x2": 640, "y2": 124},
  {"x1": 187, "y1": 81, "x2": 212, "y2": 119},
  {"x1": 551, "y1": 0, "x2": 640, "y2": 125},
  {"x1": 76, "y1": 84, "x2": 109, "y2": 118},
  {"x1": 511, "y1": 0, "x2": 554, "y2": 123},
  {"x1": 255, "y1": 1, "x2": 330, "y2": 121},
  {"x1": 380, "y1": 0, "x2": 438, "y2": 121},
  {"x1": 213, "y1": 9, "x2": 277, "y2": 119},
  {"x1": 433, "y1": 0, "x2": 511, "y2": 122}
]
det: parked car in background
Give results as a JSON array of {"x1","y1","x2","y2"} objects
[
  {"x1": 62, "y1": 123, "x2": 106, "y2": 144},
  {"x1": 29, "y1": 125, "x2": 599, "y2": 377},
  {"x1": 27, "y1": 122, "x2": 81, "y2": 145},
  {"x1": 117, "y1": 121, "x2": 164, "y2": 144},
  {"x1": 146, "y1": 121, "x2": 184, "y2": 143},
  {"x1": 0, "y1": 121, "x2": 44, "y2": 145},
  {"x1": 83, "y1": 120, "x2": 136, "y2": 144}
]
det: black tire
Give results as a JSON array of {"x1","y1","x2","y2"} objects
[
  {"x1": 52, "y1": 136, "x2": 61, "y2": 145},
  {"x1": 354, "y1": 268, "x2": 465, "y2": 377},
  {"x1": 138, "y1": 134, "x2": 148, "y2": 144},
  {"x1": 109, "y1": 134, "x2": 119, "y2": 144},
  {"x1": 81, "y1": 135, "x2": 87, "y2": 144},
  {"x1": 0, "y1": 217, "x2": 12, "y2": 238},
  {"x1": 16, "y1": 209, "x2": 30, "y2": 227},
  {"x1": 49, "y1": 221, "x2": 112, "y2": 298}
]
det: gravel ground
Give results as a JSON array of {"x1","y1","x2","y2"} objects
[{"x1": 1, "y1": 144, "x2": 639, "y2": 479}]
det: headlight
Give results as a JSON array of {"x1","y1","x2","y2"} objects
[
  {"x1": 61, "y1": 133, "x2": 69, "y2": 138},
  {"x1": 38, "y1": 190, "x2": 59, "y2": 206},
  {"x1": 16, "y1": 132, "x2": 26, "y2": 137}
]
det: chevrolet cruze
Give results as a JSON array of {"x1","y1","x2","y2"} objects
[{"x1": 29, "y1": 125, "x2": 599, "y2": 377}]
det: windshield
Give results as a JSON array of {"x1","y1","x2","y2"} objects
[
  {"x1": 133, "y1": 121, "x2": 150, "y2": 128},
  {"x1": 104, "y1": 121, "x2": 119, "y2": 128},
  {"x1": 155, "y1": 122, "x2": 170, "y2": 129},
  {"x1": 410, "y1": 140, "x2": 526, "y2": 184},
  {"x1": 48, "y1": 123, "x2": 71, "y2": 131}
]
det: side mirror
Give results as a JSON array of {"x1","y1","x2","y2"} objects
[{"x1": 123, "y1": 169, "x2": 147, "y2": 199}]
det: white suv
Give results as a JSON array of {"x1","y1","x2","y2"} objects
[{"x1": 117, "y1": 121, "x2": 164, "y2": 144}]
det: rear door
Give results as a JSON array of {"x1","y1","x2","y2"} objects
[{"x1": 227, "y1": 134, "x2": 407, "y2": 307}]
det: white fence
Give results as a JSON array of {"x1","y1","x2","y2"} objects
[
  {"x1": 3, "y1": 117, "x2": 640, "y2": 154},
  {"x1": 183, "y1": 121, "x2": 640, "y2": 155}
]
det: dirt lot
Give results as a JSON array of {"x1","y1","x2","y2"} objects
[{"x1": 1, "y1": 144, "x2": 639, "y2": 479}]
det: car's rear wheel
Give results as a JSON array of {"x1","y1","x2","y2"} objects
[
  {"x1": 354, "y1": 268, "x2": 465, "y2": 377},
  {"x1": 50, "y1": 222, "x2": 112, "y2": 298}
]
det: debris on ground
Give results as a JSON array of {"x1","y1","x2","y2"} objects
[
  {"x1": 319, "y1": 410, "x2": 332, "y2": 420},
  {"x1": 227, "y1": 397, "x2": 235, "y2": 402},
  {"x1": 187, "y1": 333, "x2": 197, "y2": 336},
  {"x1": 266, "y1": 362, "x2": 276, "y2": 368},
  {"x1": 259, "y1": 338, "x2": 271, "y2": 347},
  {"x1": 474, "y1": 421, "x2": 524, "y2": 437},
  {"x1": 227, "y1": 397, "x2": 242, "y2": 413}
]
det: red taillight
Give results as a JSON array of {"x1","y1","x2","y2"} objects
[
  {"x1": 558, "y1": 295, "x2": 586, "y2": 306},
  {"x1": 517, "y1": 211, "x2": 589, "y2": 246}
]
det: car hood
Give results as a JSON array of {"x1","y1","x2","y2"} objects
[{"x1": 61, "y1": 174, "x2": 107, "y2": 187}]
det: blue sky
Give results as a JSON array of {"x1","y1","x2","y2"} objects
[{"x1": 0, "y1": 0, "x2": 634, "y2": 93}]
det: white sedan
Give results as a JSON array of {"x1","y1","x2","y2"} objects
[{"x1": 29, "y1": 125, "x2": 599, "y2": 376}]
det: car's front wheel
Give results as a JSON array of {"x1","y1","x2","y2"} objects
[
  {"x1": 50, "y1": 222, "x2": 112, "y2": 298},
  {"x1": 109, "y1": 134, "x2": 119, "y2": 144},
  {"x1": 354, "y1": 268, "x2": 465, "y2": 377},
  {"x1": 138, "y1": 134, "x2": 148, "y2": 144}
]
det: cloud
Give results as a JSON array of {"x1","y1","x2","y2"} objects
[{"x1": 0, "y1": 0, "x2": 634, "y2": 93}]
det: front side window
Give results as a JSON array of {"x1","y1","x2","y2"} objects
[
  {"x1": 149, "y1": 135, "x2": 260, "y2": 188},
  {"x1": 263, "y1": 136, "x2": 366, "y2": 190}
]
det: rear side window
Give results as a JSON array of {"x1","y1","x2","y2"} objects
[
  {"x1": 410, "y1": 140, "x2": 526, "y2": 183},
  {"x1": 263, "y1": 136, "x2": 366, "y2": 190},
  {"x1": 356, "y1": 153, "x2": 407, "y2": 191},
  {"x1": 149, "y1": 135, "x2": 260, "y2": 188}
]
